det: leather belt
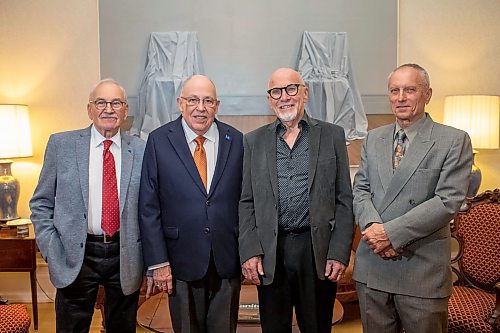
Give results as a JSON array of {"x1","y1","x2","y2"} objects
[
  {"x1": 278, "y1": 226, "x2": 311, "y2": 235},
  {"x1": 86, "y1": 232, "x2": 119, "y2": 244}
]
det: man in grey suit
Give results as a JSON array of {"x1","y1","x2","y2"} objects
[
  {"x1": 353, "y1": 64, "x2": 473, "y2": 333},
  {"x1": 30, "y1": 79, "x2": 146, "y2": 333},
  {"x1": 239, "y1": 67, "x2": 354, "y2": 333}
]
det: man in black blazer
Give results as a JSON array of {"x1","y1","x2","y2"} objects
[
  {"x1": 239, "y1": 67, "x2": 354, "y2": 333},
  {"x1": 139, "y1": 75, "x2": 243, "y2": 332}
]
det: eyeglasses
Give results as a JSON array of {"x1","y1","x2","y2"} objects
[
  {"x1": 267, "y1": 83, "x2": 305, "y2": 100},
  {"x1": 90, "y1": 99, "x2": 126, "y2": 111},
  {"x1": 180, "y1": 96, "x2": 217, "y2": 108}
]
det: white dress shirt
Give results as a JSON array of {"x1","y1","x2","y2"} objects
[{"x1": 87, "y1": 125, "x2": 122, "y2": 235}]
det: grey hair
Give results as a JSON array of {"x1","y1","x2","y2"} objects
[
  {"x1": 388, "y1": 63, "x2": 430, "y2": 89},
  {"x1": 89, "y1": 78, "x2": 128, "y2": 101}
]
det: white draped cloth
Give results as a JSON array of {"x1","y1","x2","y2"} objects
[
  {"x1": 297, "y1": 31, "x2": 367, "y2": 140},
  {"x1": 131, "y1": 32, "x2": 205, "y2": 139}
]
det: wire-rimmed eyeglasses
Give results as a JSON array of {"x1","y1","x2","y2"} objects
[
  {"x1": 89, "y1": 99, "x2": 126, "y2": 111},
  {"x1": 180, "y1": 96, "x2": 218, "y2": 108},
  {"x1": 267, "y1": 83, "x2": 305, "y2": 100}
]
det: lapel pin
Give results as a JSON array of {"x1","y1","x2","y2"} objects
[{"x1": 225, "y1": 134, "x2": 231, "y2": 141}]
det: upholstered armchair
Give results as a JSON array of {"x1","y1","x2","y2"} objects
[{"x1": 448, "y1": 189, "x2": 500, "y2": 332}]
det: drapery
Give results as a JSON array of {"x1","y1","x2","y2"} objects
[
  {"x1": 131, "y1": 32, "x2": 204, "y2": 139},
  {"x1": 296, "y1": 31, "x2": 367, "y2": 140}
]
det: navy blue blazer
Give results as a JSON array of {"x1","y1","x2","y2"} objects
[{"x1": 139, "y1": 117, "x2": 243, "y2": 281}]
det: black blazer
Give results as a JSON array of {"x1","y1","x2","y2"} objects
[{"x1": 239, "y1": 113, "x2": 354, "y2": 285}]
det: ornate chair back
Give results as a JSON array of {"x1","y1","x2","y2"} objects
[{"x1": 448, "y1": 189, "x2": 500, "y2": 332}]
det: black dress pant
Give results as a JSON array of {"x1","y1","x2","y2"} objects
[
  {"x1": 257, "y1": 230, "x2": 337, "y2": 333},
  {"x1": 55, "y1": 239, "x2": 139, "y2": 333}
]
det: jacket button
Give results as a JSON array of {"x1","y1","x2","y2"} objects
[
  {"x1": 206, "y1": 200, "x2": 210, "y2": 206},
  {"x1": 409, "y1": 199, "x2": 415, "y2": 205},
  {"x1": 204, "y1": 227, "x2": 210, "y2": 234}
]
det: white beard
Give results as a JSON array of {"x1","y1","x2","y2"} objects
[{"x1": 276, "y1": 109, "x2": 298, "y2": 122}]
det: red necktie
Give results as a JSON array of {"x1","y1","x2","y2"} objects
[
  {"x1": 194, "y1": 136, "x2": 207, "y2": 189},
  {"x1": 101, "y1": 140, "x2": 120, "y2": 236}
]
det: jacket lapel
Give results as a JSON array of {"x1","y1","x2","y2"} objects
[
  {"x1": 120, "y1": 133, "x2": 134, "y2": 215},
  {"x1": 266, "y1": 123, "x2": 278, "y2": 203},
  {"x1": 376, "y1": 124, "x2": 396, "y2": 193},
  {"x1": 167, "y1": 117, "x2": 207, "y2": 195},
  {"x1": 308, "y1": 116, "x2": 321, "y2": 191},
  {"x1": 76, "y1": 127, "x2": 91, "y2": 212},
  {"x1": 209, "y1": 120, "x2": 231, "y2": 197},
  {"x1": 379, "y1": 116, "x2": 435, "y2": 214}
]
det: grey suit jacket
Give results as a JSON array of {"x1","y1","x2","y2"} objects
[
  {"x1": 29, "y1": 126, "x2": 146, "y2": 295},
  {"x1": 353, "y1": 114, "x2": 472, "y2": 298},
  {"x1": 239, "y1": 113, "x2": 354, "y2": 285}
]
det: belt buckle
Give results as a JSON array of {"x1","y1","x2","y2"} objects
[{"x1": 103, "y1": 233, "x2": 111, "y2": 244}]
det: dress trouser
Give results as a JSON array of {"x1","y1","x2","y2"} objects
[
  {"x1": 168, "y1": 254, "x2": 241, "y2": 333},
  {"x1": 55, "y1": 238, "x2": 139, "y2": 333},
  {"x1": 257, "y1": 230, "x2": 337, "y2": 333},
  {"x1": 356, "y1": 282, "x2": 449, "y2": 333}
]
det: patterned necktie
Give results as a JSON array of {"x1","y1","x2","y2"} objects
[
  {"x1": 194, "y1": 136, "x2": 207, "y2": 189},
  {"x1": 393, "y1": 129, "x2": 407, "y2": 172},
  {"x1": 101, "y1": 139, "x2": 120, "y2": 236}
]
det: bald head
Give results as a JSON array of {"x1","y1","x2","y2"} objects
[
  {"x1": 267, "y1": 67, "x2": 308, "y2": 125},
  {"x1": 177, "y1": 74, "x2": 219, "y2": 136},
  {"x1": 268, "y1": 67, "x2": 305, "y2": 89},
  {"x1": 182, "y1": 75, "x2": 217, "y2": 97}
]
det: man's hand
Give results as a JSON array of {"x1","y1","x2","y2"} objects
[
  {"x1": 324, "y1": 259, "x2": 346, "y2": 282},
  {"x1": 145, "y1": 276, "x2": 155, "y2": 299},
  {"x1": 362, "y1": 223, "x2": 392, "y2": 254},
  {"x1": 146, "y1": 266, "x2": 173, "y2": 298},
  {"x1": 379, "y1": 246, "x2": 401, "y2": 259},
  {"x1": 241, "y1": 256, "x2": 264, "y2": 285}
]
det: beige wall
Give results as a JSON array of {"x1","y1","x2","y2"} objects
[
  {"x1": 399, "y1": 0, "x2": 500, "y2": 192},
  {"x1": 1, "y1": 1, "x2": 498, "y2": 219},
  {"x1": 0, "y1": 0, "x2": 100, "y2": 218}
]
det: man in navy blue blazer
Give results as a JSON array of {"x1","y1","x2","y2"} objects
[{"x1": 139, "y1": 75, "x2": 243, "y2": 333}]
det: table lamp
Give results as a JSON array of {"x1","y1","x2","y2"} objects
[
  {"x1": 443, "y1": 95, "x2": 499, "y2": 198},
  {"x1": 0, "y1": 104, "x2": 33, "y2": 221}
]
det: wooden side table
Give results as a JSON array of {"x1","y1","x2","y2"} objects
[{"x1": 0, "y1": 223, "x2": 38, "y2": 330}]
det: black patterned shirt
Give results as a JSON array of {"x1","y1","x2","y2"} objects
[{"x1": 276, "y1": 117, "x2": 310, "y2": 231}]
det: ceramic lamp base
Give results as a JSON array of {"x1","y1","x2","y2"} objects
[{"x1": 0, "y1": 160, "x2": 20, "y2": 221}]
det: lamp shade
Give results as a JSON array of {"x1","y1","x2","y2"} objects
[
  {"x1": 443, "y1": 95, "x2": 500, "y2": 149},
  {"x1": 0, "y1": 104, "x2": 33, "y2": 159}
]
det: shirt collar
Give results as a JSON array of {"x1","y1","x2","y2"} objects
[
  {"x1": 274, "y1": 111, "x2": 311, "y2": 134},
  {"x1": 181, "y1": 117, "x2": 218, "y2": 143},
  {"x1": 91, "y1": 125, "x2": 121, "y2": 148},
  {"x1": 394, "y1": 113, "x2": 426, "y2": 143}
]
